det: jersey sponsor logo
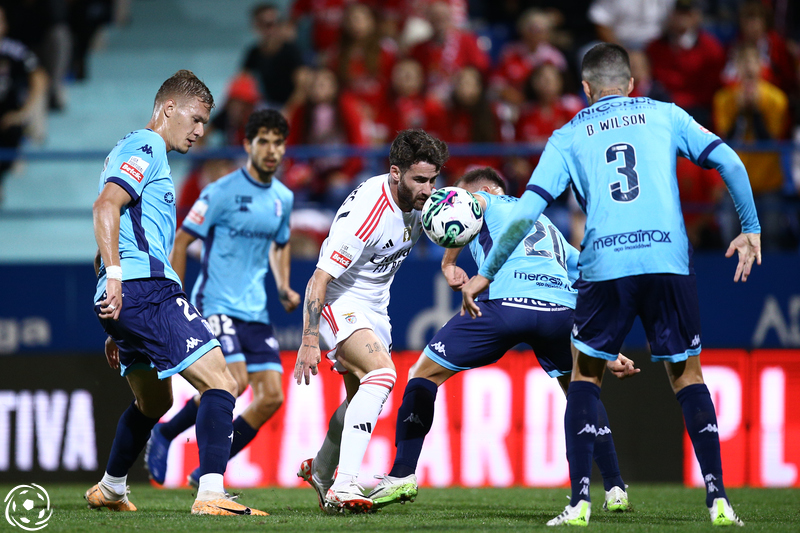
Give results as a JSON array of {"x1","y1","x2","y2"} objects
[
  {"x1": 369, "y1": 247, "x2": 411, "y2": 273},
  {"x1": 164, "y1": 192, "x2": 174, "y2": 204},
  {"x1": 592, "y1": 229, "x2": 672, "y2": 252},
  {"x1": 236, "y1": 195, "x2": 252, "y2": 212},
  {"x1": 229, "y1": 228, "x2": 276, "y2": 240},
  {"x1": 119, "y1": 155, "x2": 149, "y2": 183},
  {"x1": 331, "y1": 251, "x2": 352, "y2": 268},
  {"x1": 138, "y1": 144, "x2": 153, "y2": 157},
  {"x1": 513, "y1": 270, "x2": 568, "y2": 289},
  {"x1": 570, "y1": 96, "x2": 655, "y2": 125},
  {"x1": 187, "y1": 200, "x2": 208, "y2": 225},
  {"x1": 185, "y1": 337, "x2": 203, "y2": 352},
  {"x1": 343, "y1": 312, "x2": 357, "y2": 324}
]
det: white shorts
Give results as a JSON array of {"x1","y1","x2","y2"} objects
[{"x1": 320, "y1": 298, "x2": 392, "y2": 373}]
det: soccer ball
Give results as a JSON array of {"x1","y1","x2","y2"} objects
[{"x1": 421, "y1": 187, "x2": 483, "y2": 248}]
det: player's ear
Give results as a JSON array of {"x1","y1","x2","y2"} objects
[
  {"x1": 581, "y1": 81, "x2": 592, "y2": 102},
  {"x1": 389, "y1": 165, "x2": 401, "y2": 182},
  {"x1": 626, "y1": 77, "x2": 634, "y2": 95},
  {"x1": 243, "y1": 136, "x2": 251, "y2": 155}
]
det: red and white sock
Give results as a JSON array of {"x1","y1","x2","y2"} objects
[{"x1": 332, "y1": 368, "x2": 396, "y2": 489}]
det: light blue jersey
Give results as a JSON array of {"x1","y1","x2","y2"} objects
[
  {"x1": 479, "y1": 96, "x2": 760, "y2": 282},
  {"x1": 94, "y1": 129, "x2": 180, "y2": 301},
  {"x1": 181, "y1": 168, "x2": 293, "y2": 324},
  {"x1": 469, "y1": 192, "x2": 578, "y2": 308}
]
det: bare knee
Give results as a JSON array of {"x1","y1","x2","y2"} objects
[{"x1": 252, "y1": 388, "x2": 284, "y2": 418}]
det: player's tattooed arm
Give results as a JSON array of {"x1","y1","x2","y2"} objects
[{"x1": 296, "y1": 268, "x2": 334, "y2": 385}]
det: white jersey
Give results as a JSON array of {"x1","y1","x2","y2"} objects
[{"x1": 317, "y1": 174, "x2": 423, "y2": 312}]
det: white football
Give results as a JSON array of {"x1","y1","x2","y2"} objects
[{"x1": 421, "y1": 187, "x2": 484, "y2": 248}]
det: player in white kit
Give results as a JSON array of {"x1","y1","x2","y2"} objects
[{"x1": 294, "y1": 130, "x2": 449, "y2": 513}]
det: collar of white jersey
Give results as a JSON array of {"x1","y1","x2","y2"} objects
[{"x1": 382, "y1": 176, "x2": 399, "y2": 213}]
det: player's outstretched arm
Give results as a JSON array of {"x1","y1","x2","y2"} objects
[
  {"x1": 441, "y1": 246, "x2": 469, "y2": 291},
  {"x1": 725, "y1": 232, "x2": 762, "y2": 282},
  {"x1": 93, "y1": 183, "x2": 131, "y2": 321},
  {"x1": 269, "y1": 241, "x2": 301, "y2": 312},
  {"x1": 607, "y1": 353, "x2": 640, "y2": 380},
  {"x1": 295, "y1": 268, "x2": 334, "y2": 385},
  {"x1": 170, "y1": 229, "x2": 197, "y2": 287}
]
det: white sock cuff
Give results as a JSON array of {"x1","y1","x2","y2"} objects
[
  {"x1": 197, "y1": 473, "x2": 225, "y2": 496},
  {"x1": 101, "y1": 472, "x2": 127, "y2": 495},
  {"x1": 360, "y1": 368, "x2": 397, "y2": 392}
]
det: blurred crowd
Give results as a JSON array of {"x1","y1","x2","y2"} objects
[
  {"x1": 1, "y1": 0, "x2": 798, "y2": 252},
  {"x1": 0, "y1": 0, "x2": 123, "y2": 201},
  {"x1": 191, "y1": 0, "x2": 800, "y2": 253}
]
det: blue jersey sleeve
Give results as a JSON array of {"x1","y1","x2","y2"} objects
[
  {"x1": 671, "y1": 104, "x2": 724, "y2": 167},
  {"x1": 181, "y1": 182, "x2": 225, "y2": 240},
  {"x1": 104, "y1": 136, "x2": 159, "y2": 201},
  {"x1": 477, "y1": 190, "x2": 548, "y2": 280},
  {"x1": 525, "y1": 138, "x2": 573, "y2": 203},
  {"x1": 275, "y1": 190, "x2": 293, "y2": 246},
  {"x1": 672, "y1": 105, "x2": 760, "y2": 234}
]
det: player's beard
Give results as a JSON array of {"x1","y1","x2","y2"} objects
[{"x1": 397, "y1": 175, "x2": 427, "y2": 211}]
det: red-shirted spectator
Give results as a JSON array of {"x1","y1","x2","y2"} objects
[
  {"x1": 490, "y1": 9, "x2": 568, "y2": 106},
  {"x1": 291, "y1": 0, "x2": 354, "y2": 52},
  {"x1": 516, "y1": 64, "x2": 582, "y2": 146},
  {"x1": 408, "y1": 0, "x2": 490, "y2": 102},
  {"x1": 375, "y1": 58, "x2": 447, "y2": 144},
  {"x1": 628, "y1": 50, "x2": 671, "y2": 102},
  {"x1": 206, "y1": 73, "x2": 262, "y2": 147},
  {"x1": 442, "y1": 66, "x2": 501, "y2": 183},
  {"x1": 511, "y1": 63, "x2": 582, "y2": 195},
  {"x1": 326, "y1": 4, "x2": 396, "y2": 129},
  {"x1": 285, "y1": 68, "x2": 367, "y2": 206},
  {"x1": 722, "y1": 0, "x2": 797, "y2": 98},
  {"x1": 646, "y1": 0, "x2": 725, "y2": 128}
]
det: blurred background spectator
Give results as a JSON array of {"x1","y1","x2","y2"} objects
[
  {"x1": 588, "y1": 0, "x2": 676, "y2": 51},
  {"x1": 0, "y1": 4, "x2": 48, "y2": 203},
  {"x1": 285, "y1": 67, "x2": 367, "y2": 207},
  {"x1": 242, "y1": 2, "x2": 308, "y2": 113},
  {"x1": 714, "y1": 43, "x2": 790, "y2": 251}
]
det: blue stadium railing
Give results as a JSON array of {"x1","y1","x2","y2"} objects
[{"x1": 0, "y1": 141, "x2": 797, "y2": 220}]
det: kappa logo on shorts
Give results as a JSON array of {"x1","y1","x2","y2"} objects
[
  {"x1": 430, "y1": 342, "x2": 446, "y2": 357},
  {"x1": 691, "y1": 334, "x2": 700, "y2": 347},
  {"x1": 343, "y1": 312, "x2": 357, "y2": 324},
  {"x1": 185, "y1": 337, "x2": 203, "y2": 352}
]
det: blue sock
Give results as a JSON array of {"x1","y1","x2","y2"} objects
[
  {"x1": 106, "y1": 401, "x2": 159, "y2": 477},
  {"x1": 228, "y1": 416, "x2": 259, "y2": 459},
  {"x1": 565, "y1": 381, "x2": 600, "y2": 506},
  {"x1": 389, "y1": 377, "x2": 438, "y2": 478},
  {"x1": 593, "y1": 400, "x2": 625, "y2": 491},
  {"x1": 677, "y1": 383, "x2": 727, "y2": 507},
  {"x1": 159, "y1": 397, "x2": 199, "y2": 441},
  {"x1": 195, "y1": 389, "x2": 235, "y2": 477}
]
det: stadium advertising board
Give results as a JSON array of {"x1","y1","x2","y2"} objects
[{"x1": 0, "y1": 254, "x2": 799, "y2": 354}]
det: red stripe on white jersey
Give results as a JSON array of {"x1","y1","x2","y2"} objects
[
  {"x1": 322, "y1": 305, "x2": 338, "y2": 335},
  {"x1": 356, "y1": 196, "x2": 389, "y2": 242}
]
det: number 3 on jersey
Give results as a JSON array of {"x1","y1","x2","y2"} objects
[{"x1": 606, "y1": 142, "x2": 639, "y2": 202}]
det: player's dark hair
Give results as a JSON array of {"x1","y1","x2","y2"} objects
[
  {"x1": 454, "y1": 167, "x2": 507, "y2": 194},
  {"x1": 389, "y1": 129, "x2": 449, "y2": 173},
  {"x1": 251, "y1": 2, "x2": 279, "y2": 20},
  {"x1": 154, "y1": 70, "x2": 215, "y2": 110},
  {"x1": 245, "y1": 109, "x2": 289, "y2": 141},
  {"x1": 580, "y1": 43, "x2": 631, "y2": 91}
]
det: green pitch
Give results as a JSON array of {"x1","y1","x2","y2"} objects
[{"x1": 3, "y1": 484, "x2": 798, "y2": 532}]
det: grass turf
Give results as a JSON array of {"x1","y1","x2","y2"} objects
[{"x1": 3, "y1": 484, "x2": 798, "y2": 532}]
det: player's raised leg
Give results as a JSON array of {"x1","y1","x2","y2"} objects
[
  {"x1": 180, "y1": 348, "x2": 267, "y2": 516},
  {"x1": 86, "y1": 366, "x2": 170, "y2": 511},
  {"x1": 328, "y1": 329, "x2": 396, "y2": 513}
]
